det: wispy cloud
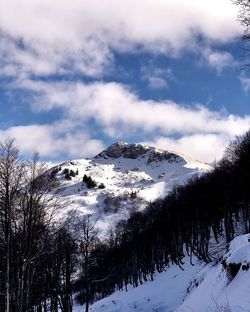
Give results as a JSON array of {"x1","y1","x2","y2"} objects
[
  {"x1": 141, "y1": 65, "x2": 174, "y2": 89},
  {"x1": 201, "y1": 48, "x2": 237, "y2": 74},
  {"x1": 239, "y1": 76, "x2": 250, "y2": 94}
]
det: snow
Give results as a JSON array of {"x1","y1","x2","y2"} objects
[
  {"x1": 179, "y1": 234, "x2": 250, "y2": 311},
  {"x1": 226, "y1": 245, "x2": 250, "y2": 265},
  {"x1": 50, "y1": 143, "x2": 210, "y2": 235},
  {"x1": 226, "y1": 234, "x2": 250, "y2": 264},
  {"x1": 50, "y1": 144, "x2": 250, "y2": 312},
  {"x1": 86, "y1": 234, "x2": 250, "y2": 312},
  {"x1": 83, "y1": 257, "x2": 204, "y2": 312}
]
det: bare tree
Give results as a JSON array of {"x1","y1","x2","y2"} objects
[
  {"x1": 15, "y1": 153, "x2": 65, "y2": 311},
  {"x1": 75, "y1": 215, "x2": 99, "y2": 312},
  {"x1": 0, "y1": 139, "x2": 24, "y2": 312},
  {"x1": 0, "y1": 140, "x2": 69, "y2": 311},
  {"x1": 232, "y1": 0, "x2": 250, "y2": 67}
]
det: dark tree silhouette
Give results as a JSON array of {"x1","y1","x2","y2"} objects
[
  {"x1": 77, "y1": 130, "x2": 250, "y2": 303},
  {"x1": 233, "y1": 0, "x2": 250, "y2": 67}
]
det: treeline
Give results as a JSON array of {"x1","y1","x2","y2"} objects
[{"x1": 76, "y1": 130, "x2": 250, "y2": 303}]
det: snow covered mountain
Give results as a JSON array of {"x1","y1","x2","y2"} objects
[
  {"x1": 49, "y1": 142, "x2": 210, "y2": 234},
  {"x1": 88, "y1": 234, "x2": 250, "y2": 312},
  {"x1": 48, "y1": 143, "x2": 250, "y2": 312}
]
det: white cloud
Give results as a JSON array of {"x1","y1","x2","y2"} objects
[
  {"x1": 143, "y1": 134, "x2": 231, "y2": 163},
  {"x1": 0, "y1": 35, "x2": 112, "y2": 79},
  {"x1": 141, "y1": 65, "x2": 173, "y2": 89},
  {"x1": 18, "y1": 80, "x2": 250, "y2": 137},
  {"x1": 0, "y1": 123, "x2": 104, "y2": 159},
  {"x1": 201, "y1": 48, "x2": 236, "y2": 73},
  {"x1": 10, "y1": 79, "x2": 250, "y2": 162},
  {"x1": 0, "y1": 0, "x2": 242, "y2": 78},
  {"x1": 240, "y1": 76, "x2": 250, "y2": 93},
  {"x1": 148, "y1": 77, "x2": 168, "y2": 89},
  {"x1": 0, "y1": 1, "x2": 245, "y2": 162}
]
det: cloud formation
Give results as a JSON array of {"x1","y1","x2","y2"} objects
[
  {"x1": 143, "y1": 134, "x2": 231, "y2": 163},
  {"x1": 141, "y1": 66, "x2": 173, "y2": 89},
  {"x1": 0, "y1": 0, "x2": 241, "y2": 78},
  {"x1": 18, "y1": 80, "x2": 250, "y2": 136},
  {"x1": 8, "y1": 80, "x2": 250, "y2": 162},
  {"x1": 0, "y1": 122, "x2": 104, "y2": 159},
  {"x1": 201, "y1": 48, "x2": 236, "y2": 73},
  {"x1": 0, "y1": 1, "x2": 245, "y2": 162},
  {"x1": 240, "y1": 76, "x2": 250, "y2": 93}
]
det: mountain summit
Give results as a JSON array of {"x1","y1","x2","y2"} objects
[
  {"x1": 95, "y1": 141, "x2": 210, "y2": 169},
  {"x1": 50, "y1": 142, "x2": 210, "y2": 234},
  {"x1": 95, "y1": 141, "x2": 179, "y2": 163}
]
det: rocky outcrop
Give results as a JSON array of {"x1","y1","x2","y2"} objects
[
  {"x1": 100, "y1": 142, "x2": 127, "y2": 158},
  {"x1": 95, "y1": 142, "x2": 182, "y2": 164},
  {"x1": 96, "y1": 142, "x2": 149, "y2": 159},
  {"x1": 147, "y1": 150, "x2": 179, "y2": 164},
  {"x1": 123, "y1": 144, "x2": 149, "y2": 159}
]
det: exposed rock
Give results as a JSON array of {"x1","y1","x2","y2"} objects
[
  {"x1": 96, "y1": 142, "x2": 149, "y2": 159},
  {"x1": 123, "y1": 144, "x2": 149, "y2": 159},
  {"x1": 96, "y1": 142, "x2": 127, "y2": 158},
  {"x1": 147, "y1": 150, "x2": 179, "y2": 164},
  {"x1": 96, "y1": 141, "x2": 182, "y2": 163}
]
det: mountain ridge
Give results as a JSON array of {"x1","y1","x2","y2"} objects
[
  {"x1": 95, "y1": 141, "x2": 210, "y2": 168},
  {"x1": 49, "y1": 141, "x2": 210, "y2": 235}
]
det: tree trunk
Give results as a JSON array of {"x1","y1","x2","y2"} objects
[{"x1": 6, "y1": 230, "x2": 10, "y2": 312}]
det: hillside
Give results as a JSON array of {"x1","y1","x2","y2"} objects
[
  {"x1": 81, "y1": 234, "x2": 250, "y2": 312},
  {"x1": 1, "y1": 136, "x2": 250, "y2": 312},
  {"x1": 49, "y1": 142, "x2": 210, "y2": 234},
  {"x1": 69, "y1": 132, "x2": 250, "y2": 312}
]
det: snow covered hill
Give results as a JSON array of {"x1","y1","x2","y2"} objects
[
  {"x1": 49, "y1": 142, "x2": 210, "y2": 234},
  {"x1": 85, "y1": 234, "x2": 250, "y2": 312},
  {"x1": 48, "y1": 143, "x2": 250, "y2": 312}
]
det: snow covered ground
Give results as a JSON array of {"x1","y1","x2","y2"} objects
[
  {"x1": 50, "y1": 142, "x2": 210, "y2": 235},
  {"x1": 86, "y1": 234, "x2": 250, "y2": 312},
  {"x1": 51, "y1": 143, "x2": 250, "y2": 311},
  {"x1": 87, "y1": 257, "x2": 204, "y2": 312}
]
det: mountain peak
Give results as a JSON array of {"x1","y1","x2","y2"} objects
[
  {"x1": 47, "y1": 140, "x2": 210, "y2": 238},
  {"x1": 95, "y1": 141, "x2": 150, "y2": 159},
  {"x1": 94, "y1": 141, "x2": 183, "y2": 165}
]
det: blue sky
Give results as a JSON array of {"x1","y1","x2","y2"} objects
[{"x1": 0, "y1": 0, "x2": 250, "y2": 163}]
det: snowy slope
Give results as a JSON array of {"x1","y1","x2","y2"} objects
[
  {"x1": 178, "y1": 234, "x2": 250, "y2": 312},
  {"x1": 83, "y1": 234, "x2": 250, "y2": 312},
  {"x1": 49, "y1": 142, "x2": 210, "y2": 234},
  {"x1": 87, "y1": 257, "x2": 204, "y2": 312},
  {"x1": 49, "y1": 143, "x2": 250, "y2": 312}
]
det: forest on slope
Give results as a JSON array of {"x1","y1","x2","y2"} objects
[
  {"x1": 1, "y1": 130, "x2": 250, "y2": 311},
  {"x1": 77, "y1": 130, "x2": 250, "y2": 307}
]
